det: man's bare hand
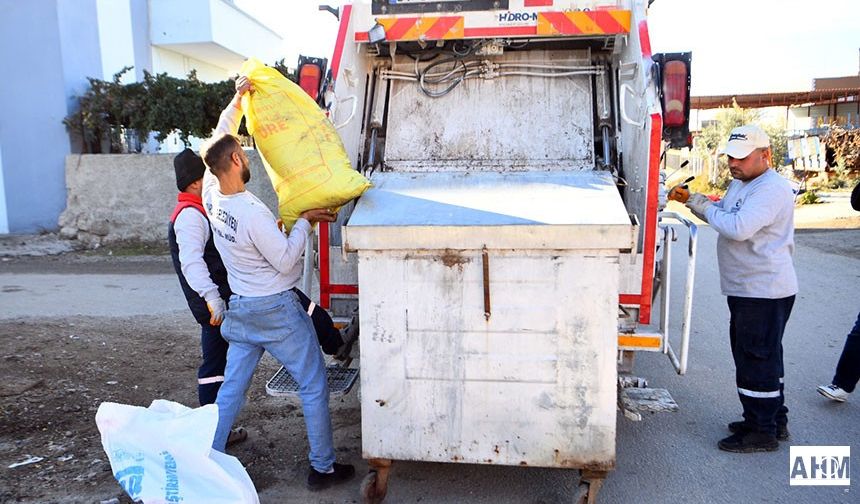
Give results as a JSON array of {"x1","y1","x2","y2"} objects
[
  {"x1": 235, "y1": 76, "x2": 253, "y2": 96},
  {"x1": 300, "y1": 209, "x2": 337, "y2": 225}
]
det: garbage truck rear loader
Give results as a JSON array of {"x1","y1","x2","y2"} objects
[{"x1": 303, "y1": 1, "x2": 696, "y2": 501}]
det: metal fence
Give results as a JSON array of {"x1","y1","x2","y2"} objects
[{"x1": 664, "y1": 149, "x2": 720, "y2": 184}]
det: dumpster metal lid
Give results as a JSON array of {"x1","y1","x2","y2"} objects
[{"x1": 343, "y1": 171, "x2": 635, "y2": 251}]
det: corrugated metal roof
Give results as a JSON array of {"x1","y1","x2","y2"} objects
[
  {"x1": 691, "y1": 88, "x2": 860, "y2": 110},
  {"x1": 814, "y1": 76, "x2": 860, "y2": 90}
]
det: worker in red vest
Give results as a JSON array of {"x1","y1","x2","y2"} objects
[
  {"x1": 168, "y1": 148, "x2": 248, "y2": 447},
  {"x1": 168, "y1": 148, "x2": 358, "y2": 449}
]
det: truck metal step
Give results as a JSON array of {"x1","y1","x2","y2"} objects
[
  {"x1": 266, "y1": 364, "x2": 359, "y2": 398},
  {"x1": 618, "y1": 387, "x2": 679, "y2": 421}
]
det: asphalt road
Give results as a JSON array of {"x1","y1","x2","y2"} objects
[
  {"x1": 602, "y1": 225, "x2": 860, "y2": 504},
  {"x1": 1, "y1": 224, "x2": 858, "y2": 503}
]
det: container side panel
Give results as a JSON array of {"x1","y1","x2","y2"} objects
[{"x1": 359, "y1": 250, "x2": 617, "y2": 468}]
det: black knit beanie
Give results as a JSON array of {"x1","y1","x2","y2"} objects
[{"x1": 173, "y1": 148, "x2": 206, "y2": 191}]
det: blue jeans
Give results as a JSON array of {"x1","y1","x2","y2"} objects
[{"x1": 212, "y1": 290, "x2": 335, "y2": 472}]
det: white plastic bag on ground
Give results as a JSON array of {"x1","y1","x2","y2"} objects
[{"x1": 95, "y1": 400, "x2": 258, "y2": 503}]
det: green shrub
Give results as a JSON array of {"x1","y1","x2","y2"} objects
[
  {"x1": 687, "y1": 175, "x2": 727, "y2": 197},
  {"x1": 827, "y1": 178, "x2": 848, "y2": 189},
  {"x1": 62, "y1": 67, "x2": 144, "y2": 153},
  {"x1": 796, "y1": 190, "x2": 822, "y2": 205},
  {"x1": 64, "y1": 60, "x2": 296, "y2": 153},
  {"x1": 691, "y1": 101, "x2": 789, "y2": 194},
  {"x1": 824, "y1": 171, "x2": 858, "y2": 190}
]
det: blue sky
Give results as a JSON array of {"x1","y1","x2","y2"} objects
[{"x1": 236, "y1": 0, "x2": 860, "y2": 96}]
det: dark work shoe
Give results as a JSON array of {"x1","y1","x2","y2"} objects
[
  {"x1": 307, "y1": 462, "x2": 356, "y2": 491},
  {"x1": 718, "y1": 432, "x2": 778, "y2": 453},
  {"x1": 728, "y1": 421, "x2": 790, "y2": 441}
]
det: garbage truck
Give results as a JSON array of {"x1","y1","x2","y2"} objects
[{"x1": 268, "y1": 1, "x2": 697, "y2": 501}]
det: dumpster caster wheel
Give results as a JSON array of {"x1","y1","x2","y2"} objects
[
  {"x1": 575, "y1": 470, "x2": 607, "y2": 504},
  {"x1": 360, "y1": 471, "x2": 387, "y2": 504},
  {"x1": 572, "y1": 482, "x2": 589, "y2": 504},
  {"x1": 361, "y1": 458, "x2": 392, "y2": 504}
]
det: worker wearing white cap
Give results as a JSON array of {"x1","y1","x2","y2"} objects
[{"x1": 685, "y1": 124, "x2": 798, "y2": 453}]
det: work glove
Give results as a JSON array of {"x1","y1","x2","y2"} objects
[
  {"x1": 207, "y1": 297, "x2": 226, "y2": 326},
  {"x1": 668, "y1": 184, "x2": 691, "y2": 203},
  {"x1": 685, "y1": 193, "x2": 713, "y2": 222}
]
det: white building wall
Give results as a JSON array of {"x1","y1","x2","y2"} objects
[
  {"x1": 129, "y1": 0, "x2": 153, "y2": 81},
  {"x1": 148, "y1": 0, "x2": 282, "y2": 70},
  {"x1": 151, "y1": 46, "x2": 232, "y2": 82},
  {"x1": 149, "y1": 46, "x2": 234, "y2": 153},
  {"x1": 790, "y1": 105, "x2": 830, "y2": 131},
  {"x1": 788, "y1": 108, "x2": 814, "y2": 132},
  {"x1": 96, "y1": 0, "x2": 137, "y2": 82},
  {"x1": 837, "y1": 101, "x2": 860, "y2": 127},
  {"x1": 209, "y1": 0, "x2": 282, "y2": 64},
  {"x1": 148, "y1": 0, "x2": 213, "y2": 45},
  {"x1": 789, "y1": 101, "x2": 860, "y2": 131}
]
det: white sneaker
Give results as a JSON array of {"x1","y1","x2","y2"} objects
[{"x1": 817, "y1": 384, "x2": 849, "y2": 402}]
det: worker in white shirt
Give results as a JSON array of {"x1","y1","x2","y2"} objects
[
  {"x1": 683, "y1": 124, "x2": 798, "y2": 453},
  {"x1": 201, "y1": 76, "x2": 355, "y2": 491},
  {"x1": 167, "y1": 148, "x2": 247, "y2": 446}
]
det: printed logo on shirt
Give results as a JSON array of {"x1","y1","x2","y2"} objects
[
  {"x1": 725, "y1": 197, "x2": 743, "y2": 214},
  {"x1": 214, "y1": 208, "x2": 238, "y2": 232},
  {"x1": 212, "y1": 207, "x2": 239, "y2": 243}
]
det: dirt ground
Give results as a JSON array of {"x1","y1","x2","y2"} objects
[
  {"x1": 1, "y1": 197, "x2": 858, "y2": 503},
  {"x1": 0, "y1": 252, "x2": 362, "y2": 504}
]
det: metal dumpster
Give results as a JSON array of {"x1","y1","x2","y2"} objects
[{"x1": 343, "y1": 169, "x2": 635, "y2": 501}]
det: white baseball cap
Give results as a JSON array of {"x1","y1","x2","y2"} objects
[{"x1": 720, "y1": 124, "x2": 770, "y2": 159}]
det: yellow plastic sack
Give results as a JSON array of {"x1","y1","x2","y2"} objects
[{"x1": 239, "y1": 58, "x2": 370, "y2": 230}]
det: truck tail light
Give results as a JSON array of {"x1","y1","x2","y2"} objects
[
  {"x1": 653, "y1": 52, "x2": 692, "y2": 149},
  {"x1": 662, "y1": 61, "x2": 687, "y2": 127},
  {"x1": 299, "y1": 64, "x2": 322, "y2": 101},
  {"x1": 297, "y1": 55, "x2": 328, "y2": 105}
]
